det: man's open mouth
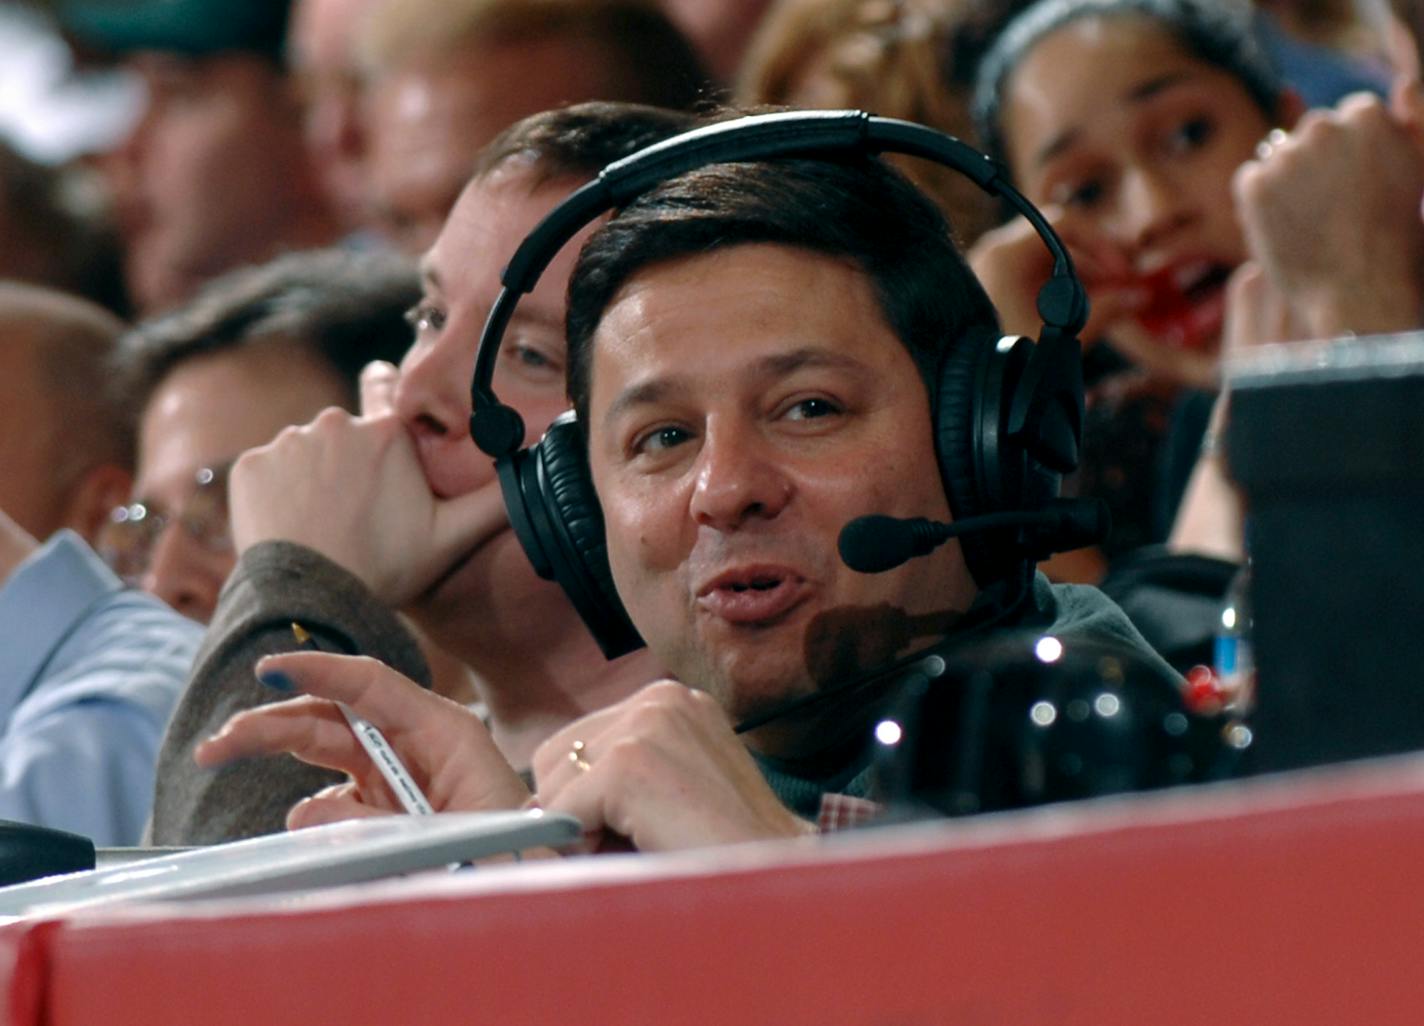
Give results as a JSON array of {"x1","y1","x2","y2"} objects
[{"x1": 696, "y1": 566, "x2": 810, "y2": 625}]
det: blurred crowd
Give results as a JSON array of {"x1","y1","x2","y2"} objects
[{"x1": 0, "y1": 0, "x2": 1419, "y2": 850}]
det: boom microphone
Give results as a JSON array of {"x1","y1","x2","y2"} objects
[{"x1": 838, "y1": 498, "x2": 1109, "y2": 574}]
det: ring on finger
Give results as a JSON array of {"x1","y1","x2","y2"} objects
[
  {"x1": 569, "y1": 739, "x2": 592, "y2": 773},
  {"x1": 1255, "y1": 127, "x2": 1289, "y2": 161}
]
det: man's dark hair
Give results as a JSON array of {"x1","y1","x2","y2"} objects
[
  {"x1": 113, "y1": 247, "x2": 418, "y2": 417},
  {"x1": 565, "y1": 153, "x2": 1001, "y2": 426},
  {"x1": 471, "y1": 100, "x2": 701, "y2": 190},
  {"x1": 972, "y1": 0, "x2": 1285, "y2": 166}
]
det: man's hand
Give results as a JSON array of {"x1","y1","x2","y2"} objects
[
  {"x1": 531, "y1": 681, "x2": 816, "y2": 852},
  {"x1": 0, "y1": 508, "x2": 37, "y2": 588},
  {"x1": 1233, "y1": 90, "x2": 1424, "y2": 338},
  {"x1": 195, "y1": 651, "x2": 530, "y2": 829},
  {"x1": 228, "y1": 362, "x2": 507, "y2": 606}
]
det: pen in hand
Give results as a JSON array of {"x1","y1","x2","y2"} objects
[{"x1": 290, "y1": 623, "x2": 434, "y2": 816}]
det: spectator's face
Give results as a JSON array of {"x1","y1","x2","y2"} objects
[
  {"x1": 586, "y1": 243, "x2": 977, "y2": 729},
  {"x1": 289, "y1": 0, "x2": 380, "y2": 227},
  {"x1": 1000, "y1": 15, "x2": 1273, "y2": 373},
  {"x1": 391, "y1": 171, "x2": 586, "y2": 622},
  {"x1": 362, "y1": 38, "x2": 622, "y2": 253},
  {"x1": 120, "y1": 344, "x2": 350, "y2": 622},
  {"x1": 111, "y1": 53, "x2": 315, "y2": 311}
]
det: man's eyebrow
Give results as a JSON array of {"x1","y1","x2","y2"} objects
[
  {"x1": 753, "y1": 347, "x2": 865, "y2": 377},
  {"x1": 1033, "y1": 71, "x2": 1193, "y2": 169},
  {"x1": 603, "y1": 379, "x2": 677, "y2": 430},
  {"x1": 507, "y1": 307, "x2": 563, "y2": 332},
  {"x1": 600, "y1": 347, "x2": 866, "y2": 428}
]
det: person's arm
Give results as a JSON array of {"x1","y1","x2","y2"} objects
[
  {"x1": 1168, "y1": 261, "x2": 1301, "y2": 560},
  {"x1": 1167, "y1": 390, "x2": 1245, "y2": 563},
  {"x1": 0, "y1": 591, "x2": 200, "y2": 845},
  {"x1": 194, "y1": 649, "x2": 528, "y2": 828},
  {"x1": 1173, "y1": 80, "x2": 1424, "y2": 558},
  {"x1": 0, "y1": 520, "x2": 202, "y2": 845},
  {"x1": 147, "y1": 541, "x2": 434, "y2": 845},
  {"x1": 226, "y1": 362, "x2": 508, "y2": 608},
  {"x1": 0, "y1": 703, "x2": 160, "y2": 845},
  {"x1": 197, "y1": 659, "x2": 813, "y2": 851},
  {"x1": 151, "y1": 363, "x2": 508, "y2": 844}
]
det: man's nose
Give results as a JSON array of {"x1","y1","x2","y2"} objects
[
  {"x1": 689, "y1": 422, "x2": 793, "y2": 531},
  {"x1": 393, "y1": 332, "x2": 474, "y2": 444},
  {"x1": 141, "y1": 525, "x2": 224, "y2": 625}
]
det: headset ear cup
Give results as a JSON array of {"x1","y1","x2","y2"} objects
[
  {"x1": 936, "y1": 327, "x2": 988, "y2": 523},
  {"x1": 526, "y1": 414, "x2": 644, "y2": 659},
  {"x1": 1003, "y1": 329, "x2": 1070, "y2": 514},
  {"x1": 496, "y1": 451, "x2": 554, "y2": 582},
  {"x1": 935, "y1": 327, "x2": 1034, "y2": 586}
]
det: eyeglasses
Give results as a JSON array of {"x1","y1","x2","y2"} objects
[{"x1": 98, "y1": 463, "x2": 234, "y2": 586}]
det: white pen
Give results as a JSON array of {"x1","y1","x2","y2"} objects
[{"x1": 291, "y1": 623, "x2": 434, "y2": 815}]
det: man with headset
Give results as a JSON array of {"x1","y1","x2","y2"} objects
[
  {"x1": 199, "y1": 113, "x2": 1176, "y2": 848},
  {"x1": 150, "y1": 103, "x2": 694, "y2": 844}
]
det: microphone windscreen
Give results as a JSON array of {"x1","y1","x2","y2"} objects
[{"x1": 839, "y1": 515, "x2": 918, "y2": 573}]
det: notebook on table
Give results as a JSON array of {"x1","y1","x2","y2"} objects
[{"x1": 0, "y1": 809, "x2": 581, "y2": 919}]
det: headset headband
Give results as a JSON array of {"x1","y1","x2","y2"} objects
[{"x1": 469, "y1": 110, "x2": 1088, "y2": 461}]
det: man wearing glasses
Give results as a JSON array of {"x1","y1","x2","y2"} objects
[
  {"x1": 101, "y1": 463, "x2": 233, "y2": 597},
  {"x1": 102, "y1": 248, "x2": 417, "y2": 624},
  {"x1": 0, "y1": 250, "x2": 411, "y2": 846},
  {"x1": 0, "y1": 283, "x2": 199, "y2": 845}
]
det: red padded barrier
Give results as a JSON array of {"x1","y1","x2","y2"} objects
[
  {"x1": 19, "y1": 757, "x2": 1424, "y2": 1026},
  {"x1": 0, "y1": 919, "x2": 57, "y2": 1026}
]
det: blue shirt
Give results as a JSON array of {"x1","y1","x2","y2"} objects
[
  {"x1": 1255, "y1": 11, "x2": 1390, "y2": 110},
  {"x1": 0, "y1": 531, "x2": 201, "y2": 845}
]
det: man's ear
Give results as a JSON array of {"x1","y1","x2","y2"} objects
[
  {"x1": 1275, "y1": 88, "x2": 1307, "y2": 132},
  {"x1": 58, "y1": 463, "x2": 133, "y2": 547}
]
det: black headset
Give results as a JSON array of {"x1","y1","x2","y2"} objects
[{"x1": 469, "y1": 110, "x2": 1089, "y2": 660}]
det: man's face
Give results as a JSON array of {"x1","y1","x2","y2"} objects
[
  {"x1": 289, "y1": 0, "x2": 380, "y2": 227},
  {"x1": 127, "y1": 344, "x2": 350, "y2": 622},
  {"x1": 362, "y1": 37, "x2": 624, "y2": 253},
  {"x1": 587, "y1": 244, "x2": 979, "y2": 728},
  {"x1": 391, "y1": 171, "x2": 591, "y2": 630},
  {"x1": 112, "y1": 53, "x2": 312, "y2": 311}
]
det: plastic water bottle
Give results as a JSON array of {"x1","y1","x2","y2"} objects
[{"x1": 1214, "y1": 561, "x2": 1255, "y2": 712}]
